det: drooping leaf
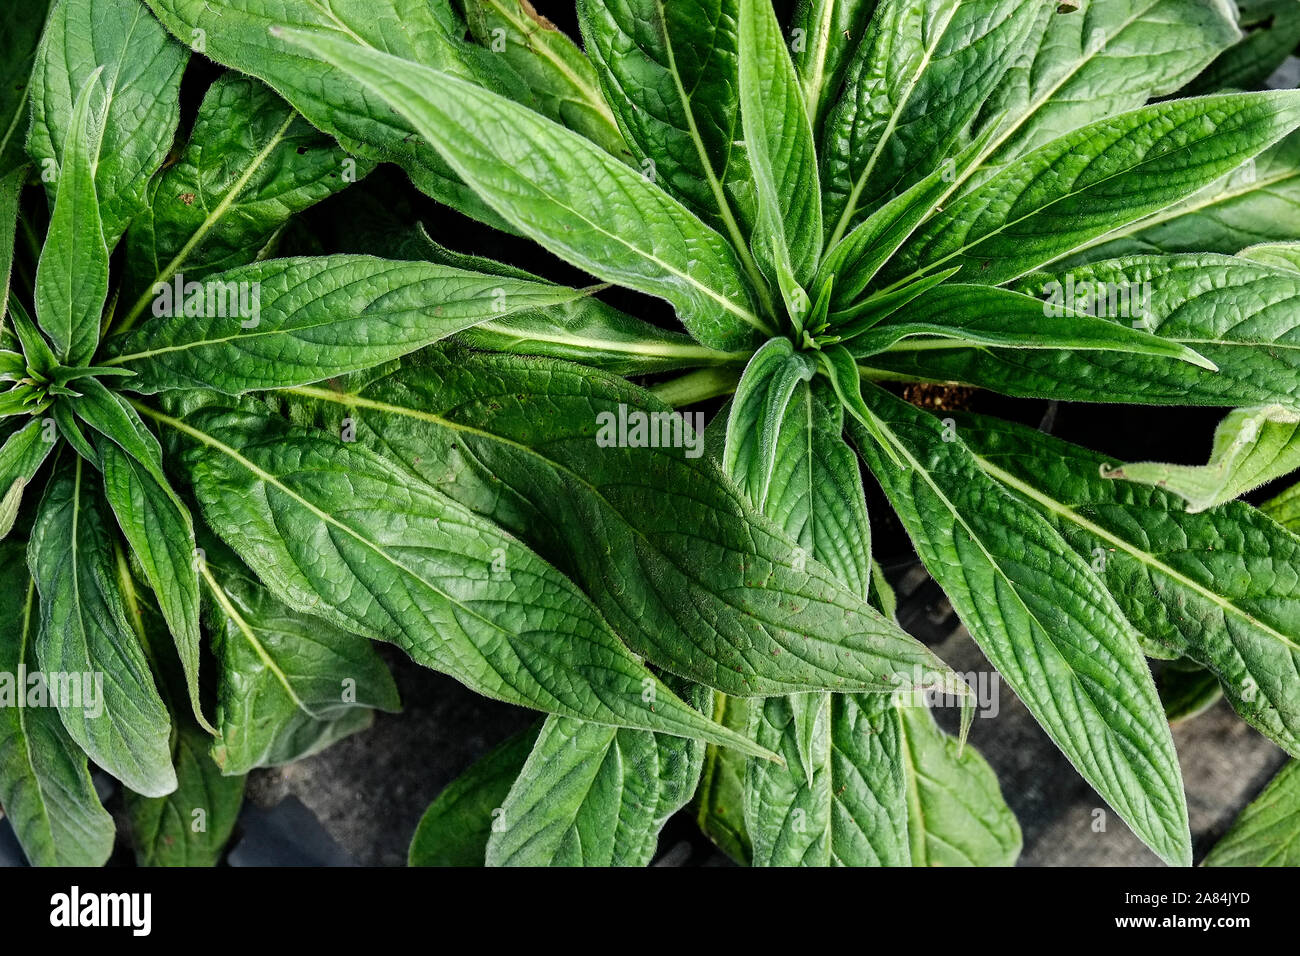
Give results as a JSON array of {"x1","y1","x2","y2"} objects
[
  {"x1": 0, "y1": 419, "x2": 56, "y2": 541},
  {"x1": 107, "y1": 255, "x2": 590, "y2": 394},
  {"x1": 886, "y1": 91, "x2": 1300, "y2": 287},
  {"x1": 0, "y1": 539, "x2": 115, "y2": 867},
  {"x1": 159, "y1": 396, "x2": 773, "y2": 758},
  {"x1": 277, "y1": 28, "x2": 769, "y2": 351},
  {"x1": 694, "y1": 692, "x2": 753, "y2": 864},
  {"x1": 1203, "y1": 759, "x2": 1300, "y2": 866},
  {"x1": 850, "y1": 385, "x2": 1190, "y2": 866},
  {"x1": 896, "y1": 700, "x2": 1021, "y2": 866},
  {"x1": 1105, "y1": 404, "x2": 1300, "y2": 512},
  {"x1": 121, "y1": 73, "x2": 373, "y2": 324},
  {"x1": 28, "y1": 0, "x2": 188, "y2": 246},
  {"x1": 27, "y1": 456, "x2": 176, "y2": 797},
  {"x1": 33, "y1": 70, "x2": 108, "y2": 366},
  {"x1": 486, "y1": 680, "x2": 709, "y2": 867},
  {"x1": 956, "y1": 412, "x2": 1300, "y2": 761},
  {"x1": 200, "y1": 539, "x2": 400, "y2": 775},
  {"x1": 283, "y1": 349, "x2": 959, "y2": 699},
  {"x1": 409, "y1": 724, "x2": 540, "y2": 867}
]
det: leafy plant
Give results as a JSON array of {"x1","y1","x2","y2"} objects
[{"x1": 2, "y1": 0, "x2": 1300, "y2": 868}]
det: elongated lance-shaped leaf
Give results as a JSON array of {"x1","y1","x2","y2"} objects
[
  {"x1": 725, "y1": 338, "x2": 818, "y2": 512},
  {"x1": 157, "y1": 396, "x2": 774, "y2": 760},
  {"x1": 106, "y1": 255, "x2": 591, "y2": 394},
  {"x1": 1105, "y1": 405, "x2": 1300, "y2": 513},
  {"x1": 974, "y1": 0, "x2": 1240, "y2": 170},
  {"x1": 1072, "y1": 131, "x2": 1300, "y2": 261},
  {"x1": 121, "y1": 73, "x2": 374, "y2": 324},
  {"x1": 694, "y1": 691, "x2": 753, "y2": 864},
  {"x1": 1203, "y1": 760, "x2": 1300, "y2": 866},
  {"x1": 578, "y1": 0, "x2": 755, "y2": 248},
  {"x1": 410, "y1": 725, "x2": 540, "y2": 867},
  {"x1": 0, "y1": 420, "x2": 57, "y2": 542},
  {"x1": 866, "y1": 254, "x2": 1300, "y2": 409},
  {"x1": 29, "y1": 0, "x2": 188, "y2": 247},
  {"x1": 0, "y1": 539, "x2": 115, "y2": 866},
  {"x1": 955, "y1": 412, "x2": 1300, "y2": 761},
  {"x1": 820, "y1": 0, "x2": 1041, "y2": 247},
  {"x1": 72, "y1": 377, "x2": 173, "y2": 492},
  {"x1": 143, "y1": 0, "x2": 519, "y2": 231},
  {"x1": 885, "y1": 91, "x2": 1300, "y2": 288},
  {"x1": 200, "y1": 537, "x2": 400, "y2": 775},
  {"x1": 97, "y1": 435, "x2": 212, "y2": 734},
  {"x1": 27, "y1": 457, "x2": 176, "y2": 797},
  {"x1": 0, "y1": 166, "x2": 24, "y2": 326},
  {"x1": 1184, "y1": 0, "x2": 1300, "y2": 96},
  {"x1": 34, "y1": 70, "x2": 108, "y2": 366},
  {"x1": 739, "y1": 0, "x2": 824, "y2": 298},
  {"x1": 486, "y1": 679, "x2": 709, "y2": 866},
  {"x1": 461, "y1": 0, "x2": 626, "y2": 158},
  {"x1": 897, "y1": 700, "x2": 1021, "y2": 866},
  {"x1": 848, "y1": 282, "x2": 1216, "y2": 368},
  {"x1": 850, "y1": 385, "x2": 1191, "y2": 866},
  {"x1": 791, "y1": 0, "x2": 878, "y2": 135},
  {"x1": 0, "y1": 0, "x2": 50, "y2": 175},
  {"x1": 277, "y1": 27, "x2": 768, "y2": 352},
  {"x1": 283, "y1": 349, "x2": 959, "y2": 698}
]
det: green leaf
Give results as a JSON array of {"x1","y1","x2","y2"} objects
[
  {"x1": 1105, "y1": 404, "x2": 1300, "y2": 512},
  {"x1": 850, "y1": 282, "x2": 1216, "y2": 369},
  {"x1": 1185, "y1": 0, "x2": 1300, "y2": 95},
  {"x1": 0, "y1": 0, "x2": 51, "y2": 176},
  {"x1": 486, "y1": 681, "x2": 708, "y2": 866},
  {"x1": 0, "y1": 539, "x2": 115, "y2": 867},
  {"x1": 200, "y1": 539, "x2": 400, "y2": 775},
  {"x1": 0, "y1": 419, "x2": 56, "y2": 541},
  {"x1": 124, "y1": 721, "x2": 245, "y2": 866},
  {"x1": 121, "y1": 73, "x2": 373, "y2": 328},
  {"x1": 886, "y1": 91, "x2": 1300, "y2": 287},
  {"x1": 739, "y1": 0, "x2": 823, "y2": 295},
  {"x1": 866, "y1": 254, "x2": 1300, "y2": 408},
  {"x1": 1063, "y1": 130, "x2": 1300, "y2": 261},
  {"x1": 28, "y1": 0, "x2": 188, "y2": 246},
  {"x1": 978, "y1": 0, "x2": 1240, "y2": 166},
  {"x1": 1263, "y1": 478, "x2": 1300, "y2": 533},
  {"x1": 694, "y1": 692, "x2": 753, "y2": 864},
  {"x1": 7, "y1": 297, "x2": 57, "y2": 375},
  {"x1": 791, "y1": 0, "x2": 877, "y2": 135},
  {"x1": 409, "y1": 724, "x2": 540, "y2": 867},
  {"x1": 97, "y1": 436, "x2": 210, "y2": 734},
  {"x1": 1159, "y1": 661, "x2": 1223, "y2": 724},
  {"x1": 578, "y1": 0, "x2": 755, "y2": 246},
  {"x1": 956, "y1": 412, "x2": 1300, "y2": 761},
  {"x1": 725, "y1": 338, "x2": 817, "y2": 511},
  {"x1": 897, "y1": 700, "x2": 1021, "y2": 866},
  {"x1": 284, "y1": 350, "x2": 958, "y2": 698},
  {"x1": 850, "y1": 385, "x2": 1191, "y2": 866},
  {"x1": 158, "y1": 396, "x2": 773, "y2": 759},
  {"x1": 27, "y1": 456, "x2": 176, "y2": 796},
  {"x1": 821, "y1": 0, "x2": 1041, "y2": 247},
  {"x1": 461, "y1": 0, "x2": 626, "y2": 157},
  {"x1": 278, "y1": 28, "x2": 768, "y2": 351},
  {"x1": 1239, "y1": 241, "x2": 1300, "y2": 273},
  {"x1": 33, "y1": 70, "x2": 108, "y2": 366},
  {"x1": 0, "y1": 166, "x2": 25, "y2": 326},
  {"x1": 1203, "y1": 759, "x2": 1300, "y2": 866},
  {"x1": 107, "y1": 255, "x2": 588, "y2": 394}
]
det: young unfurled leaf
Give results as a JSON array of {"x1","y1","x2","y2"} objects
[
  {"x1": 29, "y1": 0, "x2": 188, "y2": 246},
  {"x1": 277, "y1": 28, "x2": 769, "y2": 351},
  {"x1": 790, "y1": 0, "x2": 877, "y2": 136},
  {"x1": 887, "y1": 92, "x2": 1300, "y2": 287},
  {"x1": 850, "y1": 385, "x2": 1190, "y2": 866},
  {"x1": 1104, "y1": 404, "x2": 1300, "y2": 512},
  {"x1": 486, "y1": 681, "x2": 709, "y2": 866},
  {"x1": 107, "y1": 256, "x2": 591, "y2": 394},
  {"x1": 200, "y1": 539, "x2": 401, "y2": 775},
  {"x1": 27, "y1": 457, "x2": 176, "y2": 797},
  {"x1": 410, "y1": 724, "x2": 540, "y2": 867},
  {"x1": 1203, "y1": 759, "x2": 1300, "y2": 866},
  {"x1": 161, "y1": 396, "x2": 774, "y2": 759},
  {"x1": 33, "y1": 70, "x2": 108, "y2": 366},
  {"x1": 0, "y1": 540, "x2": 116, "y2": 866},
  {"x1": 897, "y1": 701, "x2": 1021, "y2": 866},
  {"x1": 121, "y1": 73, "x2": 374, "y2": 322}
]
